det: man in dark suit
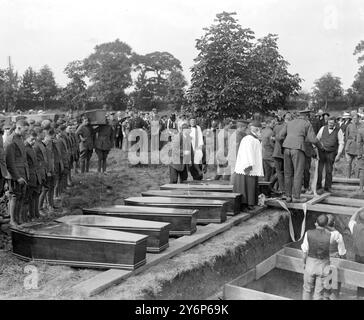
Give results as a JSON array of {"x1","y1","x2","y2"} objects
[
  {"x1": 24, "y1": 130, "x2": 42, "y2": 220},
  {"x1": 278, "y1": 110, "x2": 321, "y2": 203},
  {"x1": 76, "y1": 116, "x2": 94, "y2": 173},
  {"x1": 33, "y1": 127, "x2": 48, "y2": 215},
  {"x1": 5, "y1": 119, "x2": 29, "y2": 225}
]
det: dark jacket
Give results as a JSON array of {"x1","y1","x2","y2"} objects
[
  {"x1": 272, "y1": 123, "x2": 285, "y2": 159},
  {"x1": 25, "y1": 144, "x2": 42, "y2": 187},
  {"x1": 278, "y1": 118, "x2": 319, "y2": 153},
  {"x1": 33, "y1": 140, "x2": 48, "y2": 181},
  {"x1": 95, "y1": 125, "x2": 114, "y2": 151},
  {"x1": 4, "y1": 133, "x2": 29, "y2": 181},
  {"x1": 76, "y1": 124, "x2": 94, "y2": 151},
  {"x1": 261, "y1": 126, "x2": 274, "y2": 160}
]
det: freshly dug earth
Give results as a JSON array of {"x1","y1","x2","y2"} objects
[{"x1": 98, "y1": 209, "x2": 290, "y2": 300}]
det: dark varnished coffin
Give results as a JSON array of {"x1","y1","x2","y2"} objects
[
  {"x1": 83, "y1": 206, "x2": 197, "y2": 236},
  {"x1": 142, "y1": 189, "x2": 241, "y2": 215},
  {"x1": 10, "y1": 223, "x2": 148, "y2": 270},
  {"x1": 160, "y1": 183, "x2": 233, "y2": 193},
  {"x1": 56, "y1": 215, "x2": 170, "y2": 253},
  {"x1": 124, "y1": 197, "x2": 228, "y2": 224}
]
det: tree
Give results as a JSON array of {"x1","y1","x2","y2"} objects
[
  {"x1": 84, "y1": 39, "x2": 133, "y2": 109},
  {"x1": 166, "y1": 70, "x2": 187, "y2": 111},
  {"x1": 19, "y1": 67, "x2": 37, "y2": 102},
  {"x1": 348, "y1": 41, "x2": 364, "y2": 107},
  {"x1": 312, "y1": 73, "x2": 344, "y2": 110},
  {"x1": 133, "y1": 51, "x2": 183, "y2": 110},
  {"x1": 0, "y1": 65, "x2": 20, "y2": 112},
  {"x1": 34, "y1": 65, "x2": 58, "y2": 109},
  {"x1": 187, "y1": 12, "x2": 301, "y2": 120},
  {"x1": 62, "y1": 60, "x2": 87, "y2": 111}
]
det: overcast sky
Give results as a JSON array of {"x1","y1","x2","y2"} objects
[{"x1": 1, "y1": 0, "x2": 363, "y2": 91}]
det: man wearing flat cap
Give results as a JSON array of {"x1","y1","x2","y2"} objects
[
  {"x1": 278, "y1": 109, "x2": 322, "y2": 203},
  {"x1": 232, "y1": 120, "x2": 264, "y2": 210}
]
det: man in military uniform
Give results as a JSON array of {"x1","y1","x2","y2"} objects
[
  {"x1": 5, "y1": 120, "x2": 29, "y2": 225},
  {"x1": 56, "y1": 125, "x2": 71, "y2": 194},
  {"x1": 114, "y1": 111, "x2": 124, "y2": 149},
  {"x1": 278, "y1": 109, "x2": 321, "y2": 203},
  {"x1": 76, "y1": 116, "x2": 94, "y2": 173},
  {"x1": 95, "y1": 117, "x2": 114, "y2": 173}
]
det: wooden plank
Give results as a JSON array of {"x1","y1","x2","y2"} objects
[
  {"x1": 72, "y1": 211, "x2": 253, "y2": 297},
  {"x1": 333, "y1": 177, "x2": 359, "y2": 185},
  {"x1": 306, "y1": 193, "x2": 330, "y2": 205},
  {"x1": 321, "y1": 197, "x2": 364, "y2": 208},
  {"x1": 224, "y1": 283, "x2": 290, "y2": 300},
  {"x1": 331, "y1": 184, "x2": 358, "y2": 191},
  {"x1": 265, "y1": 200, "x2": 357, "y2": 216},
  {"x1": 255, "y1": 254, "x2": 277, "y2": 280},
  {"x1": 228, "y1": 268, "x2": 256, "y2": 287}
]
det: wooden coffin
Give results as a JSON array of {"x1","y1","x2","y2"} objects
[
  {"x1": 160, "y1": 183, "x2": 233, "y2": 193},
  {"x1": 10, "y1": 223, "x2": 148, "y2": 270},
  {"x1": 24, "y1": 113, "x2": 58, "y2": 123},
  {"x1": 81, "y1": 109, "x2": 108, "y2": 125},
  {"x1": 124, "y1": 197, "x2": 228, "y2": 224},
  {"x1": 141, "y1": 189, "x2": 241, "y2": 215},
  {"x1": 83, "y1": 206, "x2": 197, "y2": 236},
  {"x1": 56, "y1": 215, "x2": 170, "y2": 253}
]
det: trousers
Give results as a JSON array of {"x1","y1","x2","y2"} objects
[
  {"x1": 302, "y1": 257, "x2": 331, "y2": 300},
  {"x1": 284, "y1": 148, "x2": 305, "y2": 199},
  {"x1": 317, "y1": 150, "x2": 336, "y2": 190},
  {"x1": 169, "y1": 166, "x2": 188, "y2": 184}
]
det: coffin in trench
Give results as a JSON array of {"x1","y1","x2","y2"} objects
[
  {"x1": 124, "y1": 197, "x2": 228, "y2": 224},
  {"x1": 11, "y1": 223, "x2": 148, "y2": 270},
  {"x1": 141, "y1": 189, "x2": 241, "y2": 215},
  {"x1": 83, "y1": 205, "x2": 197, "y2": 236},
  {"x1": 56, "y1": 215, "x2": 171, "y2": 253}
]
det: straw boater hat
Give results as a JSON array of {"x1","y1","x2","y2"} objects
[
  {"x1": 299, "y1": 108, "x2": 312, "y2": 114},
  {"x1": 342, "y1": 112, "x2": 352, "y2": 119}
]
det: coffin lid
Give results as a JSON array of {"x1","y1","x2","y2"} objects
[
  {"x1": 11, "y1": 223, "x2": 148, "y2": 244},
  {"x1": 83, "y1": 205, "x2": 198, "y2": 217},
  {"x1": 125, "y1": 196, "x2": 227, "y2": 207},
  {"x1": 56, "y1": 215, "x2": 171, "y2": 231},
  {"x1": 142, "y1": 189, "x2": 240, "y2": 199},
  {"x1": 160, "y1": 184, "x2": 233, "y2": 191}
]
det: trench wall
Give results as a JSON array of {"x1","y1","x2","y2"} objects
[{"x1": 99, "y1": 209, "x2": 291, "y2": 300}]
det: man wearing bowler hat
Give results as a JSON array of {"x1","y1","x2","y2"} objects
[{"x1": 278, "y1": 109, "x2": 322, "y2": 203}]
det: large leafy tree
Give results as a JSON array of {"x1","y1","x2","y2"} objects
[
  {"x1": 34, "y1": 65, "x2": 58, "y2": 109},
  {"x1": 133, "y1": 51, "x2": 183, "y2": 110},
  {"x1": 62, "y1": 60, "x2": 87, "y2": 111},
  {"x1": 312, "y1": 72, "x2": 344, "y2": 110},
  {"x1": 187, "y1": 12, "x2": 301, "y2": 120},
  {"x1": 166, "y1": 70, "x2": 187, "y2": 111},
  {"x1": 84, "y1": 39, "x2": 133, "y2": 109},
  {"x1": 19, "y1": 67, "x2": 37, "y2": 102}
]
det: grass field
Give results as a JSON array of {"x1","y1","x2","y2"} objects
[{"x1": 0, "y1": 147, "x2": 355, "y2": 299}]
